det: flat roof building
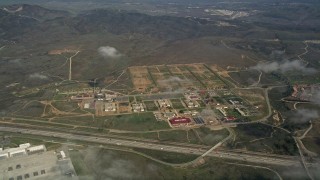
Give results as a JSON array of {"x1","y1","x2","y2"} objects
[{"x1": 169, "y1": 117, "x2": 191, "y2": 126}]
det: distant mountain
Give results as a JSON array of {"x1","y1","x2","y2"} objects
[
  {"x1": 72, "y1": 9, "x2": 239, "y2": 40},
  {"x1": 0, "y1": 9, "x2": 38, "y2": 39},
  {"x1": 0, "y1": 4, "x2": 71, "y2": 39},
  {"x1": 2, "y1": 4, "x2": 70, "y2": 21}
]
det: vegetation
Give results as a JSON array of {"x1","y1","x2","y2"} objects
[
  {"x1": 69, "y1": 147, "x2": 279, "y2": 179},
  {"x1": 102, "y1": 113, "x2": 170, "y2": 131}
]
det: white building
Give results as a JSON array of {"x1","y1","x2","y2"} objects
[
  {"x1": 60, "y1": 151, "x2": 66, "y2": 159},
  {"x1": 0, "y1": 143, "x2": 47, "y2": 160},
  {"x1": 27, "y1": 145, "x2": 46, "y2": 153},
  {"x1": 217, "y1": 107, "x2": 227, "y2": 117}
]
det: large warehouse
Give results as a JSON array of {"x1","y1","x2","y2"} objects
[{"x1": 169, "y1": 117, "x2": 191, "y2": 126}]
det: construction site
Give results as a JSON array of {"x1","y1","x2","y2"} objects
[{"x1": 53, "y1": 63, "x2": 264, "y2": 129}]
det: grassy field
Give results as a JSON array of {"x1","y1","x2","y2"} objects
[
  {"x1": 69, "y1": 150, "x2": 95, "y2": 180},
  {"x1": 133, "y1": 148, "x2": 198, "y2": 164},
  {"x1": 158, "y1": 130, "x2": 199, "y2": 144},
  {"x1": 302, "y1": 137, "x2": 320, "y2": 154},
  {"x1": 232, "y1": 124, "x2": 298, "y2": 155},
  {"x1": 110, "y1": 129, "x2": 200, "y2": 144},
  {"x1": 52, "y1": 101, "x2": 80, "y2": 112},
  {"x1": 53, "y1": 94, "x2": 69, "y2": 101},
  {"x1": 194, "y1": 127, "x2": 229, "y2": 146},
  {"x1": 110, "y1": 132, "x2": 159, "y2": 140},
  {"x1": 13, "y1": 101, "x2": 45, "y2": 117},
  {"x1": 300, "y1": 121, "x2": 320, "y2": 154},
  {"x1": 101, "y1": 113, "x2": 170, "y2": 131},
  {"x1": 52, "y1": 113, "x2": 170, "y2": 131},
  {"x1": 228, "y1": 70, "x2": 261, "y2": 87},
  {"x1": 69, "y1": 147, "x2": 279, "y2": 180},
  {"x1": 144, "y1": 101, "x2": 158, "y2": 111},
  {"x1": 170, "y1": 99, "x2": 185, "y2": 109}
]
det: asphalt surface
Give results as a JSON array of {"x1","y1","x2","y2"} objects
[{"x1": 0, "y1": 126, "x2": 303, "y2": 167}]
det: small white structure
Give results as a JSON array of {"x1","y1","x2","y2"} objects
[
  {"x1": 84, "y1": 103, "x2": 90, "y2": 109},
  {"x1": 60, "y1": 151, "x2": 66, "y2": 159},
  {"x1": 19, "y1": 143, "x2": 31, "y2": 149},
  {"x1": 27, "y1": 145, "x2": 46, "y2": 153}
]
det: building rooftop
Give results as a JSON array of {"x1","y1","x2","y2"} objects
[{"x1": 169, "y1": 117, "x2": 191, "y2": 125}]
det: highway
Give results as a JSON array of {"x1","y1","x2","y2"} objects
[{"x1": 0, "y1": 126, "x2": 304, "y2": 167}]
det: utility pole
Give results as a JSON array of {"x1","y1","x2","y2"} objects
[{"x1": 69, "y1": 57, "x2": 72, "y2": 81}]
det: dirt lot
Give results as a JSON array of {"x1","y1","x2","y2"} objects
[
  {"x1": 129, "y1": 66, "x2": 154, "y2": 92},
  {"x1": 129, "y1": 64, "x2": 228, "y2": 92}
]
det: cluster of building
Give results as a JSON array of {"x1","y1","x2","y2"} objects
[
  {"x1": 216, "y1": 107, "x2": 228, "y2": 117},
  {"x1": 184, "y1": 92, "x2": 201, "y2": 101},
  {"x1": 104, "y1": 102, "x2": 117, "y2": 112},
  {"x1": 168, "y1": 115, "x2": 206, "y2": 127},
  {"x1": 235, "y1": 107, "x2": 250, "y2": 117},
  {"x1": 216, "y1": 107, "x2": 238, "y2": 122},
  {"x1": 132, "y1": 103, "x2": 145, "y2": 112},
  {"x1": 0, "y1": 143, "x2": 78, "y2": 180},
  {"x1": 291, "y1": 84, "x2": 320, "y2": 101},
  {"x1": 184, "y1": 100, "x2": 200, "y2": 108},
  {"x1": 67, "y1": 87, "x2": 259, "y2": 126},
  {"x1": 70, "y1": 93, "x2": 93, "y2": 100},
  {"x1": 157, "y1": 99, "x2": 171, "y2": 108}
]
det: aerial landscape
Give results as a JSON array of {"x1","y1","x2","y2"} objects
[{"x1": 0, "y1": 0, "x2": 320, "y2": 179}]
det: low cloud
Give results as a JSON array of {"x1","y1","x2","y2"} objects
[
  {"x1": 158, "y1": 77, "x2": 190, "y2": 92},
  {"x1": 159, "y1": 76, "x2": 188, "y2": 84},
  {"x1": 98, "y1": 46, "x2": 122, "y2": 58},
  {"x1": 82, "y1": 148, "x2": 158, "y2": 179},
  {"x1": 288, "y1": 109, "x2": 319, "y2": 124},
  {"x1": 203, "y1": 134, "x2": 224, "y2": 144},
  {"x1": 29, "y1": 73, "x2": 48, "y2": 80},
  {"x1": 251, "y1": 60, "x2": 317, "y2": 74},
  {"x1": 311, "y1": 90, "x2": 320, "y2": 105}
]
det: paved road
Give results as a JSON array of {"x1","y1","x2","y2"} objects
[{"x1": 0, "y1": 126, "x2": 303, "y2": 167}]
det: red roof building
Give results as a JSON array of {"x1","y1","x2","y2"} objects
[
  {"x1": 224, "y1": 116, "x2": 237, "y2": 121},
  {"x1": 169, "y1": 117, "x2": 191, "y2": 125}
]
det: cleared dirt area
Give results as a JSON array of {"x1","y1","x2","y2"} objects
[
  {"x1": 128, "y1": 64, "x2": 228, "y2": 92},
  {"x1": 129, "y1": 66, "x2": 154, "y2": 92}
]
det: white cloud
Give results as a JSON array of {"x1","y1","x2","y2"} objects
[
  {"x1": 251, "y1": 60, "x2": 317, "y2": 74},
  {"x1": 29, "y1": 73, "x2": 48, "y2": 80},
  {"x1": 311, "y1": 90, "x2": 320, "y2": 105},
  {"x1": 289, "y1": 109, "x2": 319, "y2": 124},
  {"x1": 98, "y1": 46, "x2": 122, "y2": 58}
]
